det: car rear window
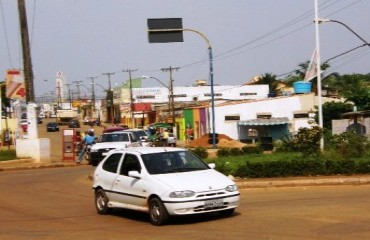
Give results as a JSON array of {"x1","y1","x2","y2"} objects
[{"x1": 100, "y1": 133, "x2": 129, "y2": 142}]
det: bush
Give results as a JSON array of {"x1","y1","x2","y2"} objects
[
  {"x1": 217, "y1": 148, "x2": 229, "y2": 157},
  {"x1": 229, "y1": 147, "x2": 243, "y2": 156},
  {"x1": 242, "y1": 146, "x2": 262, "y2": 154},
  {"x1": 189, "y1": 146, "x2": 208, "y2": 159}
]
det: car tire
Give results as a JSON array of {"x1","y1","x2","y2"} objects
[
  {"x1": 149, "y1": 197, "x2": 169, "y2": 226},
  {"x1": 95, "y1": 189, "x2": 111, "y2": 215}
]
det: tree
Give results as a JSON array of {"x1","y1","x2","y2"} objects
[
  {"x1": 255, "y1": 73, "x2": 282, "y2": 95},
  {"x1": 332, "y1": 74, "x2": 370, "y2": 110},
  {"x1": 314, "y1": 101, "x2": 353, "y2": 130}
]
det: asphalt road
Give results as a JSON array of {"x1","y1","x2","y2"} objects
[{"x1": 1, "y1": 166, "x2": 370, "y2": 240}]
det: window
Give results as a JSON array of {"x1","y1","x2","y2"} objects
[
  {"x1": 137, "y1": 95, "x2": 155, "y2": 99},
  {"x1": 240, "y1": 92, "x2": 257, "y2": 96},
  {"x1": 257, "y1": 114, "x2": 271, "y2": 119},
  {"x1": 294, "y1": 113, "x2": 309, "y2": 118},
  {"x1": 225, "y1": 115, "x2": 240, "y2": 121},
  {"x1": 102, "y1": 153, "x2": 122, "y2": 173},
  {"x1": 172, "y1": 94, "x2": 187, "y2": 98},
  {"x1": 120, "y1": 154, "x2": 141, "y2": 176},
  {"x1": 204, "y1": 93, "x2": 222, "y2": 97}
]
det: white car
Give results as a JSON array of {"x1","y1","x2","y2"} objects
[{"x1": 92, "y1": 147, "x2": 240, "y2": 226}]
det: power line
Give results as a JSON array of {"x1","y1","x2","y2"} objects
[{"x1": 0, "y1": 0, "x2": 14, "y2": 68}]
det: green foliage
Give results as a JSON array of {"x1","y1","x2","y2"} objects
[
  {"x1": 242, "y1": 146, "x2": 262, "y2": 154},
  {"x1": 329, "y1": 131, "x2": 370, "y2": 158},
  {"x1": 314, "y1": 102, "x2": 353, "y2": 130},
  {"x1": 217, "y1": 148, "x2": 230, "y2": 157},
  {"x1": 229, "y1": 147, "x2": 243, "y2": 156},
  {"x1": 290, "y1": 126, "x2": 323, "y2": 157},
  {"x1": 0, "y1": 149, "x2": 17, "y2": 161},
  {"x1": 188, "y1": 146, "x2": 208, "y2": 159}
]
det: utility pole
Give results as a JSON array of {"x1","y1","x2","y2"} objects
[
  {"x1": 102, "y1": 72, "x2": 115, "y2": 124},
  {"x1": 72, "y1": 81, "x2": 82, "y2": 99},
  {"x1": 87, "y1": 76, "x2": 98, "y2": 118},
  {"x1": 64, "y1": 83, "x2": 72, "y2": 109},
  {"x1": 122, "y1": 69, "x2": 137, "y2": 128},
  {"x1": 17, "y1": 0, "x2": 35, "y2": 103},
  {"x1": 161, "y1": 66, "x2": 179, "y2": 127}
]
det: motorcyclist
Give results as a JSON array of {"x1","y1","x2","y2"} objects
[{"x1": 76, "y1": 129, "x2": 96, "y2": 164}]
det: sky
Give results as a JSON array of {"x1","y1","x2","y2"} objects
[{"x1": 0, "y1": 0, "x2": 369, "y2": 99}]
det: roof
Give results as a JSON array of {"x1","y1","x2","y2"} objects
[
  {"x1": 238, "y1": 117, "x2": 289, "y2": 126},
  {"x1": 110, "y1": 147, "x2": 185, "y2": 155}
]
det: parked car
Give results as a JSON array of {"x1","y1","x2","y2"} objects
[
  {"x1": 103, "y1": 126, "x2": 128, "y2": 133},
  {"x1": 122, "y1": 129, "x2": 150, "y2": 146},
  {"x1": 92, "y1": 147, "x2": 240, "y2": 226},
  {"x1": 167, "y1": 133, "x2": 176, "y2": 147},
  {"x1": 89, "y1": 131, "x2": 141, "y2": 166},
  {"x1": 46, "y1": 122, "x2": 59, "y2": 132},
  {"x1": 68, "y1": 119, "x2": 80, "y2": 128}
]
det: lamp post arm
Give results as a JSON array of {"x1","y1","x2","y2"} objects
[{"x1": 329, "y1": 20, "x2": 370, "y2": 48}]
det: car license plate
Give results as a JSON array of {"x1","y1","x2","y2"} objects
[{"x1": 204, "y1": 199, "x2": 224, "y2": 208}]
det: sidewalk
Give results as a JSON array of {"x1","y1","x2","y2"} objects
[{"x1": 1, "y1": 158, "x2": 370, "y2": 189}]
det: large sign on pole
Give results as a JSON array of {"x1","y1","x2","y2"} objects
[
  {"x1": 147, "y1": 18, "x2": 183, "y2": 43},
  {"x1": 5, "y1": 69, "x2": 26, "y2": 99}
]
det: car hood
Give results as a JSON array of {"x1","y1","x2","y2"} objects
[
  {"x1": 152, "y1": 169, "x2": 234, "y2": 191},
  {"x1": 92, "y1": 142, "x2": 131, "y2": 149}
]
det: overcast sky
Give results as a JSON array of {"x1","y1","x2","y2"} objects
[{"x1": 1, "y1": 0, "x2": 369, "y2": 98}]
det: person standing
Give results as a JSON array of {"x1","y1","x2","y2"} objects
[{"x1": 162, "y1": 129, "x2": 169, "y2": 146}]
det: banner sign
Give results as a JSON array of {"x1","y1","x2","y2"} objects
[{"x1": 6, "y1": 69, "x2": 26, "y2": 99}]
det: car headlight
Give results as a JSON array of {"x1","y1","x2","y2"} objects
[
  {"x1": 169, "y1": 190, "x2": 195, "y2": 198},
  {"x1": 225, "y1": 184, "x2": 238, "y2": 192},
  {"x1": 90, "y1": 149, "x2": 98, "y2": 153}
]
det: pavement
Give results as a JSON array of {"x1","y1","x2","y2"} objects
[{"x1": 1, "y1": 158, "x2": 370, "y2": 189}]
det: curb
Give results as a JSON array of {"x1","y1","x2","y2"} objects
[{"x1": 2, "y1": 160, "x2": 370, "y2": 189}]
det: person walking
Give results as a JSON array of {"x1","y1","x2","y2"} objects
[{"x1": 162, "y1": 129, "x2": 169, "y2": 146}]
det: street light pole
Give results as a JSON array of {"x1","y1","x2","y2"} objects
[
  {"x1": 148, "y1": 28, "x2": 217, "y2": 149},
  {"x1": 314, "y1": 0, "x2": 324, "y2": 150},
  {"x1": 316, "y1": 18, "x2": 370, "y2": 48}
]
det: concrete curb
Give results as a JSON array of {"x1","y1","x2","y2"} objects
[{"x1": 2, "y1": 159, "x2": 370, "y2": 189}]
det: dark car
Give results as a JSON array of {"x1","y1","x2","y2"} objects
[
  {"x1": 68, "y1": 119, "x2": 80, "y2": 128},
  {"x1": 46, "y1": 122, "x2": 59, "y2": 132}
]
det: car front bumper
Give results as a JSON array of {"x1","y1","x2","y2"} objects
[{"x1": 162, "y1": 194, "x2": 240, "y2": 215}]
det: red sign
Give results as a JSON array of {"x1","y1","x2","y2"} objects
[
  {"x1": 132, "y1": 103, "x2": 152, "y2": 111},
  {"x1": 5, "y1": 69, "x2": 26, "y2": 99}
]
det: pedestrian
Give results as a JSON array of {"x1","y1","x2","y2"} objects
[
  {"x1": 162, "y1": 129, "x2": 169, "y2": 146},
  {"x1": 185, "y1": 127, "x2": 193, "y2": 143},
  {"x1": 77, "y1": 129, "x2": 96, "y2": 164}
]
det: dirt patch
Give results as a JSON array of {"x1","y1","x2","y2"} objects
[{"x1": 187, "y1": 134, "x2": 247, "y2": 149}]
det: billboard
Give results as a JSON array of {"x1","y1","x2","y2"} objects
[{"x1": 5, "y1": 69, "x2": 26, "y2": 99}]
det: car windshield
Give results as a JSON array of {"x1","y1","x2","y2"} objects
[
  {"x1": 142, "y1": 151, "x2": 210, "y2": 174},
  {"x1": 100, "y1": 133, "x2": 129, "y2": 142}
]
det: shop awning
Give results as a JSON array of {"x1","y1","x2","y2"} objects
[
  {"x1": 150, "y1": 122, "x2": 172, "y2": 128},
  {"x1": 238, "y1": 117, "x2": 289, "y2": 126}
]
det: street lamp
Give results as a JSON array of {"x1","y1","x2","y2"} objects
[
  {"x1": 315, "y1": 18, "x2": 370, "y2": 47},
  {"x1": 142, "y1": 75, "x2": 175, "y2": 126}
]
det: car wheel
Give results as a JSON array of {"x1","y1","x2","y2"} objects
[
  {"x1": 95, "y1": 189, "x2": 111, "y2": 214},
  {"x1": 219, "y1": 208, "x2": 235, "y2": 217},
  {"x1": 149, "y1": 197, "x2": 169, "y2": 226}
]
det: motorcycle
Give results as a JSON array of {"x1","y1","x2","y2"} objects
[{"x1": 82, "y1": 143, "x2": 94, "y2": 161}]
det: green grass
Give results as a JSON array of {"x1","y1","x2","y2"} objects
[{"x1": 0, "y1": 149, "x2": 17, "y2": 161}]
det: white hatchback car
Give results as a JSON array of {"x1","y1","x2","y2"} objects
[{"x1": 92, "y1": 147, "x2": 240, "y2": 225}]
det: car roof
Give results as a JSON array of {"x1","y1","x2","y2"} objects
[{"x1": 109, "y1": 147, "x2": 185, "y2": 155}]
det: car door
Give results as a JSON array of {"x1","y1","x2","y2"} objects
[
  {"x1": 111, "y1": 153, "x2": 147, "y2": 207},
  {"x1": 97, "y1": 153, "x2": 123, "y2": 202}
]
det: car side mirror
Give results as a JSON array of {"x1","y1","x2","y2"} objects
[
  {"x1": 128, "y1": 171, "x2": 141, "y2": 179},
  {"x1": 208, "y1": 163, "x2": 216, "y2": 169}
]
